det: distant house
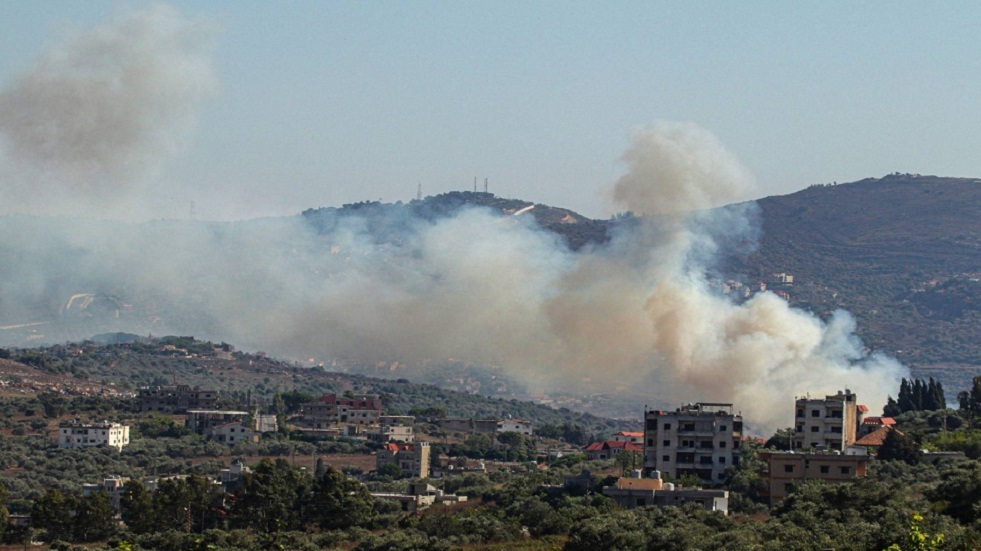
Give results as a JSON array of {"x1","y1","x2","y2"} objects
[
  {"x1": 435, "y1": 418, "x2": 499, "y2": 435},
  {"x1": 602, "y1": 472, "x2": 728, "y2": 514},
  {"x1": 185, "y1": 410, "x2": 250, "y2": 434},
  {"x1": 299, "y1": 393, "x2": 384, "y2": 429},
  {"x1": 612, "y1": 431, "x2": 644, "y2": 444},
  {"x1": 859, "y1": 416, "x2": 896, "y2": 436},
  {"x1": 367, "y1": 424, "x2": 414, "y2": 443},
  {"x1": 376, "y1": 442, "x2": 431, "y2": 478},
  {"x1": 372, "y1": 482, "x2": 467, "y2": 513},
  {"x1": 139, "y1": 385, "x2": 217, "y2": 413},
  {"x1": 82, "y1": 476, "x2": 129, "y2": 510},
  {"x1": 793, "y1": 390, "x2": 867, "y2": 451},
  {"x1": 584, "y1": 440, "x2": 643, "y2": 461},
  {"x1": 497, "y1": 419, "x2": 533, "y2": 436},
  {"x1": 58, "y1": 421, "x2": 130, "y2": 451},
  {"x1": 208, "y1": 422, "x2": 258, "y2": 445}
]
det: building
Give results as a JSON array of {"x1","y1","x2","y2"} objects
[
  {"x1": 643, "y1": 403, "x2": 742, "y2": 485},
  {"x1": 185, "y1": 410, "x2": 250, "y2": 434},
  {"x1": 139, "y1": 384, "x2": 217, "y2": 413},
  {"x1": 434, "y1": 418, "x2": 499, "y2": 435},
  {"x1": 612, "y1": 431, "x2": 644, "y2": 444},
  {"x1": 82, "y1": 476, "x2": 129, "y2": 510},
  {"x1": 497, "y1": 419, "x2": 533, "y2": 436},
  {"x1": 58, "y1": 421, "x2": 130, "y2": 451},
  {"x1": 299, "y1": 393, "x2": 384, "y2": 429},
  {"x1": 761, "y1": 451, "x2": 869, "y2": 505},
  {"x1": 602, "y1": 471, "x2": 729, "y2": 514},
  {"x1": 859, "y1": 416, "x2": 896, "y2": 436},
  {"x1": 584, "y1": 440, "x2": 643, "y2": 461},
  {"x1": 372, "y1": 482, "x2": 467, "y2": 513},
  {"x1": 376, "y1": 441, "x2": 431, "y2": 478},
  {"x1": 367, "y1": 424, "x2": 415, "y2": 443},
  {"x1": 208, "y1": 422, "x2": 259, "y2": 445},
  {"x1": 793, "y1": 390, "x2": 867, "y2": 451}
]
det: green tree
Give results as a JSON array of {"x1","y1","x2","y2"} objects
[
  {"x1": 73, "y1": 491, "x2": 116, "y2": 542},
  {"x1": 878, "y1": 430, "x2": 921, "y2": 465},
  {"x1": 229, "y1": 459, "x2": 311, "y2": 533},
  {"x1": 120, "y1": 480, "x2": 155, "y2": 534},
  {"x1": 0, "y1": 481, "x2": 8, "y2": 542},
  {"x1": 30, "y1": 489, "x2": 75, "y2": 542},
  {"x1": 310, "y1": 466, "x2": 376, "y2": 530}
]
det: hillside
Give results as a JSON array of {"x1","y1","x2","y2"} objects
[{"x1": 726, "y1": 174, "x2": 980, "y2": 368}]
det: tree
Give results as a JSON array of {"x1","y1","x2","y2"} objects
[
  {"x1": 309, "y1": 466, "x2": 376, "y2": 530},
  {"x1": 764, "y1": 428, "x2": 794, "y2": 450},
  {"x1": 30, "y1": 489, "x2": 74, "y2": 542},
  {"x1": 73, "y1": 491, "x2": 116, "y2": 542},
  {"x1": 0, "y1": 481, "x2": 8, "y2": 542},
  {"x1": 120, "y1": 479, "x2": 155, "y2": 534},
  {"x1": 228, "y1": 459, "x2": 311, "y2": 533},
  {"x1": 884, "y1": 396, "x2": 902, "y2": 417},
  {"x1": 37, "y1": 392, "x2": 68, "y2": 419},
  {"x1": 877, "y1": 430, "x2": 921, "y2": 465}
]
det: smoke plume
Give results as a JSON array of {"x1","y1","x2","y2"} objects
[
  {"x1": 0, "y1": 4, "x2": 217, "y2": 216},
  {"x1": 0, "y1": 6, "x2": 907, "y2": 434}
]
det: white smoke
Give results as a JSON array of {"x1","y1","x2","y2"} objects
[{"x1": 0, "y1": 4, "x2": 217, "y2": 217}]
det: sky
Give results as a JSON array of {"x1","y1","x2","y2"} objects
[{"x1": 2, "y1": 1, "x2": 979, "y2": 221}]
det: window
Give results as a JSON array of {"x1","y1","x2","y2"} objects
[
  {"x1": 796, "y1": 409, "x2": 804, "y2": 417},
  {"x1": 720, "y1": 425, "x2": 727, "y2": 432},
  {"x1": 663, "y1": 440, "x2": 671, "y2": 447},
  {"x1": 810, "y1": 426, "x2": 819, "y2": 432},
  {"x1": 840, "y1": 466, "x2": 851, "y2": 475},
  {"x1": 811, "y1": 410, "x2": 820, "y2": 417},
  {"x1": 819, "y1": 465, "x2": 830, "y2": 474},
  {"x1": 719, "y1": 457, "x2": 726, "y2": 464},
  {"x1": 784, "y1": 464, "x2": 795, "y2": 473},
  {"x1": 663, "y1": 423, "x2": 672, "y2": 430},
  {"x1": 719, "y1": 441, "x2": 727, "y2": 449},
  {"x1": 662, "y1": 455, "x2": 670, "y2": 462},
  {"x1": 647, "y1": 439, "x2": 654, "y2": 446}
]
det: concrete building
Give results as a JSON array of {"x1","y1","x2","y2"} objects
[
  {"x1": 59, "y1": 421, "x2": 130, "y2": 451},
  {"x1": 497, "y1": 419, "x2": 533, "y2": 436},
  {"x1": 761, "y1": 451, "x2": 869, "y2": 505},
  {"x1": 139, "y1": 385, "x2": 217, "y2": 413},
  {"x1": 372, "y1": 482, "x2": 468, "y2": 513},
  {"x1": 185, "y1": 410, "x2": 250, "y2": 434},
  {"x1": 208, "y1": 421, "x2": 259, "y2": 445},
  {"x1": 793, "y1": 390, "x2": 867, "y2": 451},
  {"x1": 367, "y1": 424, "x2": 415, "y2": 443},
  {"x1": 612, "y1": 431, "x2": 644, "y2": 444},
  {"x1": 82, "y1": 476, "x2": 129, "y2": 510},
  {"x1": 435, "y1": 418, "x2": 499, "y2": 435},
  {"x1": 376, "y1": 441, "x2": 431, "y2": 478},
  {"x1": 584, "y1": 440, "x2": 643, "y2": 461},
  {"x1": 643, "y1": 403, "x2": 742, "y2": 485},
  {"x1": 602, "y1": 472, "x2": 729, "y2": 514},
  {"x1": 299, "y1": 393, "x2": 384, "y2": 428}
]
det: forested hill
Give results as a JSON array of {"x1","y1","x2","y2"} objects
[
  {"x1": 727, "y1": 174, "x2": 980, "y2": 367},
  {"x1": 0, "y1": 338, "x2": 630, "y2": 435}
]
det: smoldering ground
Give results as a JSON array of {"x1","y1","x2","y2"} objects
[{"x1": 0, "y1": 8, "x2": 906, "y2": 434}]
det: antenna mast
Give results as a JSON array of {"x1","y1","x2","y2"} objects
[
  {"x1": 417, "y1": 183, "x2": 422, "y2": 201},
  {"x1": 484, "y1": 178, "x2": 488, "y2": 193}
]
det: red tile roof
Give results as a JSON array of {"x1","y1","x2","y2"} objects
[
  {"x1": 857, "y1": 405, "x2": 870, "y2": 413},
  {"x1": 862, "y1": 417, "x2": 896, "y2": 426},
  {"x1": 854, "y1": 426, "x2": 901, "y2": 447},
  {"x1": 584, "y1": 440, "x2": 643, "y2": 452}
]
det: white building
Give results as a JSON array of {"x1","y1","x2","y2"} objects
[
  {"x1": 497, "y1": 419, "x2": 533, "y2": 436},
  {"x1": 59, "y1": 421, "x2": 130, "y2": 451},
  {"x1": 643, "y1": 403, "x2": 742, "y2": 485}
]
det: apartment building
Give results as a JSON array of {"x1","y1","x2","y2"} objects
[
  {"x1": 762, "y1": 451, "x2": 869, "y2": 504},
  {"x1": 58, "y1": 421, "x2": 130, "y2": 451},
  {"x1": 299, "y1": 393, "x2": 384, "y2": 428},
  {"x1": 643, "y1": 403, "x2": 742, "y2": 485},
  {"x1": 185, "y1": 410, "x2": 250, "y2": 434},
  {"x1": 139, "y1": 384, "x2": 217, "y2": 413},
  {"x1": 793, "y1": 390, "x2": 867, "y2": 451},
  {"x1": 376, "y1": 441, "x2": 431, "y2": 478}
]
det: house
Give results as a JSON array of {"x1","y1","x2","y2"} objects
[
  {"x1": 185, "y1": 410, "x2": 250, "y2": 434},
  {"x1": 859, "y1": 416, "x2": 896, "y2": 436},
  {"x1": 612, "y1": 431, "x2": 644, "y2": 444},
  {"x1": 367, "y1": 424, "x2": 414, "y2": 443},
  {"x1": 584, "y1": 440, "x2": 643, "y2": 461},
  {"x1": 434, "y1": 418, "x2": 499, "y2": 435},
  {"x1": 376, "y1": 441, "x2": 431, "y2": 478},
  {"x1": 82, "y1": 476, "x2": 129, "y2": 510},
  {"x1": 793, "y1": 390, "x2": 867, "y2": 451},
  {"x1": 761, "y1": 451, "x2": 869, "y2": 505},
  {"x1": 643, "y1": 402, "x2": 742, "y2": 485},
  {"x1": 497, "y1": 419, "x2": 533, "y2": 436},
  {"x1": 299, "y1": 393, "x2": 384, "y2": 429},
  {"x1": 139, "y1": 384, "x2": 217, "y2": 413},
  {"x1": 58, "y1": 421, "x2": 130, "y2": 451},
  {"x1": 208, "y1": 422, "x2": 259, "y2": 445},
  {"x1": 602, "y1": 472, "x2": 729, "y2": 514},
  {"x1": 371, "y1": 482, "x2": 467, "y2": 513}
]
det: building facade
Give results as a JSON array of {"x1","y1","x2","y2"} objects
[
  {"x1": 58, "y1": 421, "x2": 130, "y2": 451},
  {"x1": 602, "y1": 473, "x2": 729, "y2": 514},
  {"x1": 793, "y1": 390, "x2": 866, "y2": 451},
  {"x1": 139, "y1": 385, "x2": 217, "y2": 413},
  {"x1": 643, "y1": 403, "x2": 742, "y2": 485},
  {"x1": 185, "y1": 410, "x2": 250, "y2": 434},
  {"x1": 376, "y1": 441, "x2": 431, "y2": 478},
  {"x1": 762, "y1": 451, "x2": 869, "y2": 504}
]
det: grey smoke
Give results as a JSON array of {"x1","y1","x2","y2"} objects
[{"x1": 0, "y1": 4, "x2": 217, "y2": 216}]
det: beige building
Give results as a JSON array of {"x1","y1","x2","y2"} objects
[
  {"x1": 185, "y1": 410, "x2": 250, "y2": 434},
  {"x1": 602, "y1": 472, "x2": 729, "y2": 514},
  {"x1": 643, "y1": 403, "x2": 743, "y2": 485},
  {"x1": 793, "y1": 390, "x2": 867, "y2": 451},
  {"x1": 82, "y1": 476, "x2": 129, "y2": 510},
  {"x1": 58, "y1": 421, "x2": 130, "y2": 451},
  {"x1": 376, "y1": 441, "x2": 431, "y2": 478},
  {"x1": 139, "y1": 385, "x2": 217, "y2": 413},
  {"x1": 762, "y1": 451, "x2": 869, "y2": 505}
]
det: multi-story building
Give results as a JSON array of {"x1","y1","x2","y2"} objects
[
  {"x1": 793, "y1": 390, "x2": 867, "y2": 451},
  {"x1": 497, "y1": 419, "x2": 533, "y2": 435},
  {"x1": 376, "y1": 441, "x2": 431, "y2": 478},
  {"x1": 299, "y1": 393, "x2": 384, "y2": 428},
  {"x1": 207, "y1": 422, "x2": 259, "y2": 445},
  {"x1": 58, "y1": 421, "x2": 130, "y2": 451},
  {"x1": 185, "y1": 410, "x2": 250, "y2": 434},
  {"x1": 643, "y1": 402, "x2": 742, "y2": 485},
  {"x1": 82, "y1": 476, "x2": 129, "y2": 510},
  {"x1": 139, "y1": 385, "x2": 218, "y2": 413},
  {"x1": 761, "y1": 451, "x2": 869, "y2": 505}
]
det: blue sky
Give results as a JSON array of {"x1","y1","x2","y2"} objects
[{"x1": 2, "y1": 1, "x2": 979, "y2": 220}]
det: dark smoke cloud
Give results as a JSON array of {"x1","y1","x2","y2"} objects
[{"x1": 0, "y1": 4, "x2": 217, "y2": 217}]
